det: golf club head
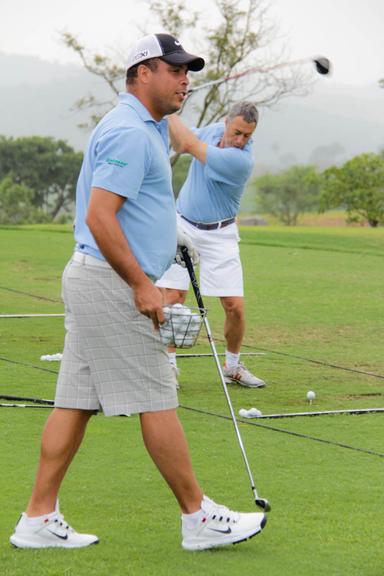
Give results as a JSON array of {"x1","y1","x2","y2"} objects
[
  {"x1": 313, "y1": 57, "x2": 331, "y2": 75},
  {"x1": 256, "y1": 498, "x2": 271, "y2": 512}
]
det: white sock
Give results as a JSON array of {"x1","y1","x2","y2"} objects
[
  {"x1": 182, "y1": 508, "x2": 205, "y2": 530},
  {"x1": 225, "y1": 350, "x2": 240, "y2": 369},
  {"x1": 25, "y1": 510, "x2": 56, "y2": 525},
  {"x1": 168, "y1": 351, "x2": 177, "y2": 367}
]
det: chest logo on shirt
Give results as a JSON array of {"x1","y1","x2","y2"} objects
[{"x1": 106, "y1": 157, "x2": 128, "y2": 168}]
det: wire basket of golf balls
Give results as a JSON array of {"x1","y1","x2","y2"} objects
[{"x1": 159, "y1": 304, "x2": 206, "y2": 348}]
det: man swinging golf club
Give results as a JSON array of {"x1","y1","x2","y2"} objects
[{"x1": 157, "y1": 101, "x2": 266, "y2": 389}]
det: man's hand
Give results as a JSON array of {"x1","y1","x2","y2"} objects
[
  {"x1": 132, "y1": 280, "x2": 165, "y2": 331},
  {"x1": 168, "y1": 114, "x2": 207, "y2": 163},
  {"x1": 175, "y1": 227, "x2": 199, "y2": 267}
]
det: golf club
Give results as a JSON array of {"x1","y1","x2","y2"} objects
[
  {"x1": 0, "y1": 403, "x2": 52, "y2": 409},
  {"x1": 176, "y1": 352, "x2": 265, "y2": 358},
  {"x1": 188, "y1": 55, "x2": 331, "y2": 95},
  {"x1": 180, "y1": 246, "x2": 271, "y2": 512},
  {"x1": 0, "y1": 394, "x2": 54, "y2": 405}
]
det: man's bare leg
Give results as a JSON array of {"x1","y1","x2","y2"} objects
[
  {"x1": 220, "y1": 296, "x2": 265, "y2": 387},
  {"x1": 140, "y1": 409, "x2": 203, "y2": 513},
  {"x1": 220, "y1": 296, "x2": 245, "y2": 353},
  {"x1": 26, "y1": 408, "x2": 94, "y2": 517}
]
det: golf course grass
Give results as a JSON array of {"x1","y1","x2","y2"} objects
[{"x1": 0, "y1": 224, "x2": 383, "y2": 575}]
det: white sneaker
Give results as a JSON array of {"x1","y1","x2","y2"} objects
[
  {"x1": 223, "y1": 363, "x2": 266, "y2": 388},
  {"x1": 10, "y1": 509, "x2": 99, "y2": 549},
  {"x1": 182, "y1": 496, "x2": 267, "y2": 551}
]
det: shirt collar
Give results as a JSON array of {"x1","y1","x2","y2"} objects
[{"x1": 118, "y1": 92, "x2": 167, "y2": 130}]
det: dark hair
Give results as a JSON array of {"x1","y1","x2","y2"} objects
[
  {"x1": 227, "y1": 101, "x2": 259, "y2": 124},
  {"x1": 126, "y1": 58, "x2": 159, "y2": 85}
]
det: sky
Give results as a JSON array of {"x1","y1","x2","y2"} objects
[{"x1": 0, "y1": 0, "x2": 383, "y2": 86}]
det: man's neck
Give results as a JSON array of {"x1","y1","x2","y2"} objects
[{"x1": 127, "y1": 88, "x2": 163, "y2": 122}]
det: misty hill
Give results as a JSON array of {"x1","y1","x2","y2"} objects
[
  {"x1": 0, "y1": 53, "x2": 119, "y2": 151},
  {"x1": 1, "y1": 52, "x2": 383, "y2": 171},
  {"x1": 254, "y1": 82, "x2": 384, "y2": 173}
]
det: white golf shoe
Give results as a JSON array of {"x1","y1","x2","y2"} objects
[
  {"x1": 182, "y1": 496, "x2": 267, "y2": 551},
  {"x1": 223, "y1": 363, "x2": 266, "y2": 388},
  {"x1": 10, "y1": 508, "x2": 99, "y2": 549}
]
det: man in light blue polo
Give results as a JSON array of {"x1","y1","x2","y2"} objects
[
  {"x1": 157, "y1": 102, "x2": 266, "y2": 388},
  {"x1": 10, "y1": 35, "x2": 266, "y2": 552}
]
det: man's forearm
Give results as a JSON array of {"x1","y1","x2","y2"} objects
[{"x1": 168, "y1": 115, "x2": 207, "y2": 163}]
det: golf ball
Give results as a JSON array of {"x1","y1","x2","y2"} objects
[
  {"x1": 238, "y1": 407, "x2": 262, "y2": 418},
  {"x1": 307, "y1": 390, "x2": 316, "y2": 401},
  {"x1": 248, "y1": 407, "x2": 262, "y2": 417}
]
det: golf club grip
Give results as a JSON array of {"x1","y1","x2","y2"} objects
[{"x1": 180, "y1": 247, "x2": 205, "y2": 312}]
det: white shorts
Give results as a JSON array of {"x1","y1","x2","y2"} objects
[{"x1": 156, "y1": 213, "x2": 244, "y2": 297}]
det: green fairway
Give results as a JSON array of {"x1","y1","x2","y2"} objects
[{"x1": 1, "y1": 224, "x2": 383, "y2": 575}]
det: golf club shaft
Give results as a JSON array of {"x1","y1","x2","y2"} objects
[
  {"x1": 188, "y1": 56, "x2": 318, "y2": 94},
  {"x1": 180, "y1": 247, "x2": 264, "y2": 506}
]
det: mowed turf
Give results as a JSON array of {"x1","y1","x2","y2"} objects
[{"x1": 0, "y1": 224, "x2": 384, "y2": 576}]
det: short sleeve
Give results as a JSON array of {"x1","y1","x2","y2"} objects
[
  {"x1": 92, "y1": 127, "x2": 150, "y2": 199},
  {"x1": 205, "y1": 145, "x2": 253, "y2": 186}
]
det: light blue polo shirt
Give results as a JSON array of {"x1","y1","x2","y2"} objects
[
  {"x1": 74, "y1": 93, "x2": 176, "y2": 280},
  {"x1": 176, "y1": 122, "x2": 254, "y2": 223}
]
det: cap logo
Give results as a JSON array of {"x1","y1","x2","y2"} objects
[
  {"x1": 174, "y1": 41, "x2": 181, "y2": 46},
  {"x1": 133, "y1": 49, "x2": 149, "y2": 62}
]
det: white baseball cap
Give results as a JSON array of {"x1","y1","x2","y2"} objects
[{"x1": 127, "y1": 33, "x2": 205, "y2": 72}]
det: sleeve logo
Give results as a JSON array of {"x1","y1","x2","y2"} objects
[{"x1": 106, "y1": 157, "x2": 128, "y2": 168}]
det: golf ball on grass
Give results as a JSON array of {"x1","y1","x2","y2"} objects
[
  {"x1": 307, "y1": 390, "x2": 316, "y2": 403},
  {"x1": 238, "y1": 407, "x2": 262, "y2": 418}
]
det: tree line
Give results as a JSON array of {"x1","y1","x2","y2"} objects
[
  {"x1": 0, "y1": 136, "x2": 82, "y2": 224},
  {"x1": 1, "y1": 134, "x2": 383, "y2": 227},
  {"x1": 250, "y1": 152, "x2": 384, "y2": 227}
]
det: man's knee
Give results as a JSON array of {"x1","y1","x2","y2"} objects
[{"x1": 220, "y1": 297, "x2": 244, "y2": 318}]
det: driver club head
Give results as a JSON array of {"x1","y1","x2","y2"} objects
[
  {"x1": 313, "y1": 56, "x2": 331, "y2": 75},
  {"x1": 256, "y1": 498, "x2": 271, "y2": 512}
]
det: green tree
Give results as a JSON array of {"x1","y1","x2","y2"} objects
[
  {"x1": 0, "y1": 136, "x2": 83, "y2": 220},
  {"x1": 321, "y1": 153, "x2": 384, "y2": 227},
  {"x1": 0, "y1": 176, "x2": 48, "y2": 224},
  {"x1": 253, "y1": 165, "x2": 321, "y2": 225}
]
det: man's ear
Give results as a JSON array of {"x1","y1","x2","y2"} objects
[{"x1": 137, "y1": 63, "x2": 151, "y2": 84}]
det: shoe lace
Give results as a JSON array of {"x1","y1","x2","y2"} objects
[
  {"x1": 52, "y1": 513, "x2": 73, "y2": 533},
  {"x1": 237, "y1": 362, "x2": 251, "y2": 376},
  {"x1": 202, "y1": 498, "x2": 240, "y2": 524},
  {"x1": 225, "y1": 362, "x2": 251, "y2": 379}
]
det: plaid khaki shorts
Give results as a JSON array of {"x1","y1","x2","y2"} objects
[{"x1": 55, "y1": 253, "x2": 178, "y2": 416}]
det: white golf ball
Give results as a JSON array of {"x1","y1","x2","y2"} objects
[
  {"x1": 238, "y1": 408, "x2": 249, "y2": 418},
  {"x1": 248, "y1": 407, "x2": 262, "y2": 417},
  {"x1": 307, "y1": 390, "x2": 316, "y2": 401},
  {"x1": 190, "y1": 315, "x2": 201, "y2": 328}
]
